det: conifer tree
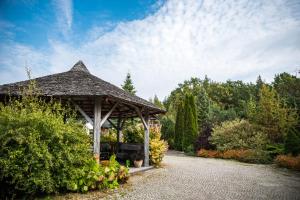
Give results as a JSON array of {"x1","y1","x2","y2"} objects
[
  {"x1": 284, "y1": 127, "x2": 300, "y2": 156},
  {"x1": 197, "y1": 88, "x2": 210, "y2": 131},
  {"x1": 122, "y1": 73, "x2": 136, "y2": 95},
  {"x1": 182, "y1": 94, "x2": 198, "y2": 151},
  {"x1": 255, "y1": 84, "x2": 297, "y2": 142},
  {"x1": 174, "y1": 103, "x2": 184, "y2": 150}
]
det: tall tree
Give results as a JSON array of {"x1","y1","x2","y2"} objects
[
  {"x1": 255, "y1": 84, "x2": 297, "y2": 142},
  {"x1": 197, "y1": 87, "x2": 210, "y2": 131},
  {"x1": 174, "y1": 103, "x2": 184, "y2": 150},
  {"x1": 183, "y1": 94, "x2": 198, "y2": 151},
  {"x1": 122, "y1": 73, "x2": 136, "y2": 95},
  {"x1": 153, "y1": 95, "x2": 165, "y2": 109},
  {"x1": 255, "y1": 75, "x2": 264, "y2": 101},
  {"x1": 273, "y1": 73, "x2": 300, "y2": 106}
]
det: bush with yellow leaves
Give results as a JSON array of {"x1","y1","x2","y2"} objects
[{"x1": 149, "y1": 127, "x2": 168, "y2": 167}]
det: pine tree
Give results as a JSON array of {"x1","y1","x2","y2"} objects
[
  {"x1": 174, "y1": 103, "x2": 184, "y2": 150},
  {"x1": 255, "y1": 75, "x2": 264, "y2": 101},
  {"x1": 182, "y1": 94, "x2": 198, "y2": 151},
  {"x1": 122, "y1": 73, "x2": 136, "y2": 95}
]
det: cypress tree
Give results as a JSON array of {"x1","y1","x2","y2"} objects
[
  {"x1": 182, "y1": 94, "x2": 198, "y2": 151},
  {"x1": 174, "y1": 103, "x2": 184, "y2": 150}
]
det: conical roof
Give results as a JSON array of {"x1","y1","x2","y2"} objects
[{"x1": 0, "y1": 61, "x2": 164, "y2": 114}]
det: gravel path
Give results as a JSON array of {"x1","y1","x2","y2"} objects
[{"x1": 108, "y1": 150, "x2": 300, "y2": 200}]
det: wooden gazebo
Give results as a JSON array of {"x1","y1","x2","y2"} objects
[{"x1": 0, "y1": 61, "x2": 165, "y2": 166}]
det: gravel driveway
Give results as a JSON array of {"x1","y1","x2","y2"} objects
[{"x1": 108, "y1": 150, "x2": 300, "y2": 200}]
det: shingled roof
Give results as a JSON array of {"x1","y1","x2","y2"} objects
[{"x1": 0, "y1": 61, "x2": 165, "y2": 116}]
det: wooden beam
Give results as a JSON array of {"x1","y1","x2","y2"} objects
[
  {"x1": 132, "y1": 105, "x2": 148, "y2": 129},
  {"x1": 73, "y1": 102, "x2": 94, "y2": 126},
  {"x1": 93, "y1": 97, "x2": 101, "y2": 163},
  {"x1": 100, "y1": 102, "x2": 119, "y2": 127},
  {"x1": 107, "y1": 119, "x2": 118, "y2": 129}
]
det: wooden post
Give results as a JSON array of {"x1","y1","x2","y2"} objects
[
  {"x1": 144, "y1": 112, "x2": 150, "y2": 167},
  {"x1": 93, "y1": 97, "x2": 101, "y2": 163}
]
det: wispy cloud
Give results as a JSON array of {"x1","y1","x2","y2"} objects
[
  {"x1": 1, "y1": 0, "x2": 300, "y2": 99},
  {"x1": 53, "y1": 0, "x2": 73, "y2": 37}
]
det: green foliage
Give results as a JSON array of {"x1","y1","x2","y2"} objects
[
  {"x1": 254, "y1": 85, "x2": 298, "y2": 142},
  {"x1": 182, "y1": 94, "x2": 198, "y2": 151},
  {"x1": 174, "y1": 103, "x2": 184, "y2": 150},
  {"x1": 184, "y1": 145, "x2": 195, "y2": 156},
  {"x1": 196, "y1": 87, "x2": 210, "y2": 130},
  {"x1": 0, "y1": 88, "x2": 94, "y2": 197},
  {"x1": 99, "y1": 155, "x2": 129, "y2": 190},
  {"x1": 101, "y1": 129, "x2": 117, "y2": 143},
  {"x1": 265, "y1": 144, "x2": 285, "y2": 158},
  {"x1": 210, "y1": 119, "x2": 269, "y2": 151},
  {"x1": 123, "y1": 124, "x2": 144, "y2": 143},
  {"x1": 121, "y1": 73, "x2": 136, "y2": 95},
  {"x1": 209, "y1": 103, "x2": 237, "y2": 125},
  {"x1": 273, "y1": 72, "x2": 300, "y2": 109},
  {"x1": 160, "y1": 116, "x2": 175, "y2": 148},
  {"x1": 152, "y1": 94, "x2": 165, "y2": 110},
  {"x1": 284, "y1": 128, "x2": 300, "y2": 156}
]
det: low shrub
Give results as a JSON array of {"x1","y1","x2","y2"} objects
[
  {"x1": 184, "y1": 145, "x2": 195, "y2": 156},
  {"x1": 99, "y1": 155, "x2": 129, "y2": 190},
  {"x1": 284, "y1": 128, "x2": 300, "y2": 156},
  {"x1": 265, "y1": 143, "x2": 285, "y2": 158},
  {"x1": 275, "y1": 155, "x2": 300, "y2": 171},
  {"x1": 197, "y1": 149, "x2": 272, "y2": 164},
  {"x1": 149, "y1": 127, "x2": 168, "y2": 167},
  {"x1": 210, "y1": 119, "x2": 269, "y2": 151},
  {"x1": 197, "y1": 149, "x2": 222, "y2": 158}
]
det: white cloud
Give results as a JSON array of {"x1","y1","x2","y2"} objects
[
  {"x1": 1, "y1": 0, "x2": 300, "y2": 100},
  {"x1": 53, "y1": 0, "x2": 73, "y2": 37}
]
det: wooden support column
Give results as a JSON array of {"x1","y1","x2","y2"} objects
[
  {"x1": 144, "y1": 112, "x2": 150, "y2": 167},
  {"x1": 132, "y1": 105, "x2": 150, "y2": 166},
  {"x1": 116, "y1": 117, "x2": 126, "y2": 144},
  {"x1": 93, "y1": 97, "x2": 101, "y2": 163}
]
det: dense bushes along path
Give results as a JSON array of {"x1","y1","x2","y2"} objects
[{"x1": 108, "y1": 151, "x2": 300, "y2": 200}]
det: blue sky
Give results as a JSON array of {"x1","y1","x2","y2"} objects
[{"x1": 0, "y1": 0, "x2": 300, "y2": 99}]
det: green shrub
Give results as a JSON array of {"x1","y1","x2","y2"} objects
[
  {"x1": 210, "y1": 119, "x2": 269, "y2": 151},
  {"x1": 265, "y1": 143, "x2": 285, "y2": 158},
  {"x1": 123, "y1": 124, "x2": 144, "y2": 143},
  {"x1": 0, "y1": 83, "x2": 129, "y2": 198},
  {"x1": 184, "y1": 145, "x2": 195, "y2": 156},
  {"x1": 0, "y1": 91, "x2": 95, "y2": 198},
  {"x1": 99, "y1": 155, "x2": 129, "y2": 190},
  {"x1": 284, "y1": 127, "x2": 300, "y2": 156}
]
